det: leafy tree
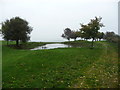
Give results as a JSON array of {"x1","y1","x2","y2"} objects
[
  {"x1": 97, "y1": 32, "x2": 104, "y2": 41},
  {"x1": 104, "y1": 32, "x2": 115, "y2": 42},
  {"x1": 1, "y1": 17, "x2": 32, "y2": 46},
  {"x1": 1, "y1": 20, "x2": 11, "y2": 45},
  {"x1": 80, "y1": 24, "x2": 91, "y2": 40},
  {"x1": 104, "y1": 32, "x2": 120, "y2": 43},
  {"x1": 80, "y1": 17, "x2": 104, "y2": 48},
  {"x1": 61, "y1": 28, "x2": 72, "y2": 41},
  {"x1": 70, "y1": 31, "x2": 80, "y2": 41},
  {"x1": 62, "y1": 28, "x2": 81, "y2": 41}
]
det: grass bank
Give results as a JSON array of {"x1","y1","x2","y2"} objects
[
  {"x1": 2, "y1": 41, "x2": 118, "y2": 88},
  {"x1": 2, "y1": 41, "x2": 53, "y2": 49}
]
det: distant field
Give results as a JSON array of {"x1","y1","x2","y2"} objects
[{"x1": 2, "y1": 41, "x2": 118, "y2": 88}]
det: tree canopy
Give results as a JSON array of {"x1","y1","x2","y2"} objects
[
  {"x1": 80, "y1": 17, "x2": 104, "y2": 47},
  {"x1": 1, "y1": 17, "x2": 33, "y2": 46},
  {"x1": 61, "y1": 28, "x2": 80, "y2": 41},
  {"x1": 61, "y1": 17, "x2": 105, "y2": 48},
  {"x1": 61, "y1": 28, "x2": 71, "y2": 41},
  {"x1": 104, "y1": 32, "x2": 120, "y2": 43}
]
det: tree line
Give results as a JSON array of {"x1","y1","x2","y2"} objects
[
  {"x1": 62, "y1": 17, "x2": 120, "y2": 47},
  {"x1": 0, "y1": 16, "x2": 119, "y2": 47}
]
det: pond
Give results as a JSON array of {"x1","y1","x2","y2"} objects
[{"x1": 30, "y1": 43, "x2": 73, "y2": 50}]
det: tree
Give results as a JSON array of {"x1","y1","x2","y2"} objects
[
  {"x1": 104, "y1": 32, "x2": 119, "y2": 43},
  {"x1": 97, "y1": 32, "x2": 104, "y2": 41},
  {"x1": 61, "y1": 28, "x2": 72, "y2": 41},
  {"x1": 80, "y1": 17, "x2": 104, "y2": 48},
  {"x1": 1, "y1": 17, "x2": 32, "y2": 46},
  {"x1": 80, "y1": 24, "x2": 91, "y2": 40},
  {"x1": 1, "y1": 20, "x2": 11, "y2": 45},
  {"x1": 61, "y1": 28, "x2": 81, "y2": 41},
  {"x1": 70, "y1": 31, "x2": 81, "y2": 41}
]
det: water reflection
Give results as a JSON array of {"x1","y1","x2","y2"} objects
[{"x1": 30, "y1": 43, "x2": 72, "y2": 50}]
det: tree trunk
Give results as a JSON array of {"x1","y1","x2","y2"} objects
[{"x1": 16, "y1": 40, "x2": 19, "y2": 46}]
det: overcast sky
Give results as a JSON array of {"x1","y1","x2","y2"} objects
[{"x1": 0, "y1": 0, "x2": 119, "y2": 42}]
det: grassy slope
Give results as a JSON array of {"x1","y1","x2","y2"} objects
[
  {"x1": 71, "y1": 42, "x2": 118, "y2": 88},
  {"x1": 2, "y1": 41, "x2": 118, "y2": 88}
]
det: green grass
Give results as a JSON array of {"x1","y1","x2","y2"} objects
[
  {"x1": 2, "y1": 41, "x2": 50, "y2": 49},
  {"x1": 2, "y1": 41, "x2": 118, "y2": 88},
  {"x1": 71, "y1": 42, "x2": 118, "y2": 88},
  {"x1": 62, "y1": 40, "x2": 103, "y2": 48}
]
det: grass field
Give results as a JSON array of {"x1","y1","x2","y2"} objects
[{"x1": 2, "y1": 41, "x2": 119, "y2": 88}]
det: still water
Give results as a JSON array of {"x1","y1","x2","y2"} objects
[{"x1": 30, "y1": 43, "x2": 72, "y2": 50}]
